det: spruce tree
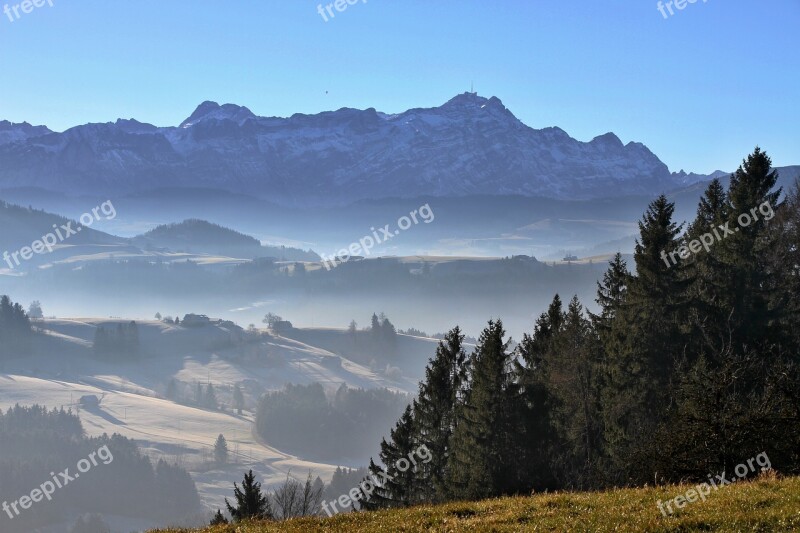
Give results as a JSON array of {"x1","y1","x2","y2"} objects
[
  {"x1": 591, "y1": 253, "x2": 629, "y2": 338},
  {"x1": 546, "y1": 296, "x2": 603, "y2": 488},
  {"x1": 214, "y1": 434, "x2": 229, "y2": 465},
  {"x1": 412, "y1": 326, "x2": 467, "y2": 502},
  {"x1": 225, "y1": 470, "x2": 273, "y2": 522},
  {"x1": 205, "y1": 384, "x2": 218, "y2": 410},
  {"x1": 716, "y1": 147, "x2": 783, "y2": 355},
  {"x1": 362, "y1": 405, "x2": 418, "y2": 509},
  {"x1": 774, "y1": 180, "x2": 800, "y2": 354},
  {"x1": 513, "y1": 295, "x2": 564, "y2": 491},
  {"x1": 233, "y1": 384, "x2": 245, "y2": 414},
  {"x1": 210, "y1": 509, "x2": 228, "y2": 525},
  {"x1": 684, "y1": 178, "x2": 732, "y2": 354},
  {"x1": 447, "y1": 320, "x2": 519, "y2": 499},
  {"x1": 607, "y1": 195, "x2": 691, "y2": 483}
]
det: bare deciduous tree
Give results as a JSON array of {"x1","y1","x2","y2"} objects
[{"x1": 271, "y1": 471, "x2": 324, "y2": 520}]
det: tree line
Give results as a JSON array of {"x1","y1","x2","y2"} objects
[
  {"x1": 0, "y1": 405, "x2": 202, "y2": 532},
  {"x1": 255, "y1": 383, "x2": 410, "y2": 461},
  {"x1": 361, "y1": 148, "x2": 800, "y2": 507},
  {"x1": 93, "y1": 322, "x2": 140, "y2": 358},
  {"x1": 0, "y1": 295, "x2": 33, "y2": 359}
]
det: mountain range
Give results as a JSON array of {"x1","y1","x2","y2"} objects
[{"x1": 0, "y1": 93, "x2": 728, "y2": 206}]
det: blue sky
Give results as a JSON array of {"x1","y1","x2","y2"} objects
[{"x1": 0, "y1": 0, "x2": 797, "y2": 174}]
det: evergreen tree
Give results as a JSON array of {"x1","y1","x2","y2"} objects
[
  {"x1": 195, "y1": 382, "x2": 204, "y2": 406},
  {"x1": 606, "y1": 195, "x2": 691, "y2": 483},
  {"x1": 214, "y1": 434, "x2": 229, "y2": 464},
  {"x1": 683, "y1": 178, "x2": 732, "y2": 354},
  {"x1": 412, "y1": 326, "x2": 467, "y2": 501},
  {"x1": 225, "y1": 470, "x2": 273, "y2": 522},
  {"x1": 687, "y1": 178, "x2": 729, "y2": 239},
  {"x1": 773, "y1": 180, "x2": 800, "y2": 353},
  {"x1": 513, "y1": 295, "x2": 564, "y2": 491},
  {"x1": 362, "y1": 405, "x2": 418, "y2": 509},
  {"x1": 205, "y1": 384, "x2": 218, "y2": 410},
  {"x1": 0, "y1": 295, "x2": 35, "y2": 358},
  {"x1": 447, "y1": 320, "x2": 520, "y2": 499},
  {"x1": 590, "y1": 253, "x2": 629, "y2": 340},
  {"x1": 546, "y1": 296, "x2": 603, "y2": 488},
  {"x1": 715, "y1": 147, "x2": 783, "y2": 355},
  {"x1": 209, "y1": 509, "x2": 228, "y2": 525},
  {"x1": 233, "y1": 384, "x2": 245, "y2": 414}
]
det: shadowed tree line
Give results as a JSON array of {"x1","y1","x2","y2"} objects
[
  {"x1": 0, "y1": 405, "x2": 202, "y2": 532},
  {"x1": 362, "y1": 148, "x2": 800, "y2": 508}
]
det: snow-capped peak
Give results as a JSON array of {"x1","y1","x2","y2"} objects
[{"x1": 180, "y1": 101, "x2": 256, "y2": 128}]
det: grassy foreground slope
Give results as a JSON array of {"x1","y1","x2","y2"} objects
[{"x1": 154, "y1": 475, "x2": 800, "y2": 532}]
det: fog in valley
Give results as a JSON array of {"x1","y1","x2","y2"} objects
[{"x1": 1, "y1": 2, "x2": 798, "y2": 532}]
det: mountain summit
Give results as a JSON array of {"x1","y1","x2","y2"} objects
[
  {"x1": 179, "y1": 101, "x2": 256, "y2": 128},
  {"x1": 0, "y1": 94, "x2": 681, "y2": 205}
]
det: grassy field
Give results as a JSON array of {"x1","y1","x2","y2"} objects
[{"x1": 154, "y1": 474, "x2": 800, "y2": 532}]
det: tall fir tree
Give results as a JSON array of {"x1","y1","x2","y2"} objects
[
  {"x1": 545, "y1": 296, "x2": 603, "y2": 489},
  {"x1": 362, "y1": 405, "x2": 419, "y2": 509},
  {"x1": 412, "y1": 326, "x2": 467, "y2": 502},
  {"x1": 715, "y1": 147, "x2": 783, "y2": 355},
  {"x1": 606, "y1": 195, "x2": 691, "y2": 483},
  {"x1": 447, "y1": 320, "x2": 520, "y2": 499},
  {"x1": 513, "y1": 295, "x2": 564, "y2": 491},
  {"x1": 684, "y1": 178, "x2": 732, "y2": 354}
]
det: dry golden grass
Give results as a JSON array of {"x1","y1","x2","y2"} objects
[{"x1": 153, "y1": 474, "x2": 800, "y2": 532}]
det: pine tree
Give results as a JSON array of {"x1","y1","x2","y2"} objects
[
  {"x1": 233, "y1": 384, "x2": 245, "y2": 415},
  {"x1": 412, "y1": 326, "x2": 467, "y2": 502},
  {"x1": 214, "y1": 434, "x2": 229, "y2": 465},
  {"x1": 546, "y1": 296, "x2": 603, "y2": 488},
  {"x1": 688, "y1": 178, "x2": 729, "y2": 239},
  {"x1": 774, "y1": 179, "x2": 800, "y2": 353},
  {"x1": 195, "y1": 382, "x2": 204, "y2": 406},
  {"x1": 715, "y1": 147, "x2": 783, "y2": 355},
  {"x1": 225, "y1": 470, "x2": 273, "y2": 522},
  {"x1": 205, "y1": 384, "x2": 218, "y2": 410},
  {"x1": 362, "y1": 405, "x2": 418, "y2": 509},
  {"x1": 590, "y1": 253, "x2": 629, "y2": 340},
  {"x1": 684, "y1": 178, "x2": 732, "y2": 354},
  {"x1": 606, "y1": 195, "x2": 691, "y2": 483},
  {"x1": 513, "y1": 295, "x2": 564, "y2": 491},
  {"x1": 447, "y1": 320, "x2": 519, "y2": 500},
  {"x1": 209, "y1": 509, "x2": 228, "y2": 525}
]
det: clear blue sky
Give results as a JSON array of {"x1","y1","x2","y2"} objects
[{"x1": 0, "y1": 0, "x2": 797, "y2": 173}]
